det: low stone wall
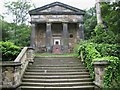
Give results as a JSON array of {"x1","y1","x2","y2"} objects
[
  {"x1": 1, "y1": 62, "x2": 21, "y2": 88},
  {"x1": 93, "y1": 60, "x2": 109, "y2": 88},
  {"x1": 1, "y1": 47, "x2": 35, "y2": 89}
]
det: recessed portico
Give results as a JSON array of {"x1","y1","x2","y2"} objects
[{"x1": 29, "y1": 2, "x2": 85, "y2": 53}]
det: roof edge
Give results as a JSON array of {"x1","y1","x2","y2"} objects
[{"x1": 29, "y1": 2, "x2": 85, "y2": 15}]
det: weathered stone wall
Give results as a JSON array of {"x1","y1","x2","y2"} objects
[
  {"x1": 1, "y1": 62, "x2": 21, "y2": 88},
  {"x1": 34, "y1": 23, "x2": 79, "y2": 53},
  {"x1": 68, "y1": 23, "x2": 77, "y2": 52},
  {"x1": 35, "y1": 23, "x2": 46, "y2": 52}
]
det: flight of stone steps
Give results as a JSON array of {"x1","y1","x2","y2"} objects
[{"x1": 20, "y1": 57, "x2": 95, "y2": 90}]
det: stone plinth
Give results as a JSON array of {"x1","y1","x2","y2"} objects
[
  {"x1": 93, "y1": 60, "x2": 109, "y2": 88},
  {"x1": 1, "y1": 61, "x2": 21, "y2": 88}
]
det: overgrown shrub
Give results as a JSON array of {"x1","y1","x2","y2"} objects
[
  {"x1": 95, "y1": 44, "x2": 120, "y2": 59},
  {"x1": 77, "y1": 41, "x2": 120, "y2": 88},
  {"x1": 78, "y1": 41, "x2": 101, "y2": 79},
  {"x1": 91, "y1": 24, "x2": 116, "y2": 44},
  {"x1": 0, "y1": 41, "x2": 20, "y2": 61}
]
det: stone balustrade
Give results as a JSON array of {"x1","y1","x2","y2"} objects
[
  {"x1": 1, "y1": 47, "x2": 34, "y2": 89},
  {"x1": 0, "y1": 62, "x2": 21, "y2": 88}
]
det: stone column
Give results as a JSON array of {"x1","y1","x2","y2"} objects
[
  {"x1": 77, "y1": 22, "x2": 84, "y2": 41},
  {"x1": 63, "y1": 23, "x2": 69, "y2": 53},
  {"x1": 46, "y1": 23, "x2": 52, "y2": 53},
  {"x1": 30, "y1": 23, "x2": 36, "y2": 48}
]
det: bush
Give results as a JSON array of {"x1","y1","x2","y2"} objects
[
  {"x1": 78, "y1": 41, "x2": 101, "y2": 79},
  {"x1": 95, "y1": 44, "x2": 120, "y2": 59},
  {"x1": 0, "y1": 41, "x2": 20, "y2": 61},
  {"x1": 91, "y1": 24, "x2": 116, "y2": 44},
  {"x1": 77, "y1": 41, "x2": 120, "y2": 88}
]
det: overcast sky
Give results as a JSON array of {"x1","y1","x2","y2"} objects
[{"x1": 0, "y1": 0, "x2": 96, "y2": 22}]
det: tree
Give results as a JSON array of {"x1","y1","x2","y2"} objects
[
  {"x1": 84, "y1": 7, "x2": 97, "y2": 40},
  {"x1": 5, "y1": 0, "x2": 32, "y2": 25},
  {"x1": 3, "y1": 0, "x2": 33, "y2": 46},
  {"x1": 1, "y1": 18, "x2": 31, "y2": 46},
  {"x1": 101, "y1": 1, "x2": 120, "y2": 44}
]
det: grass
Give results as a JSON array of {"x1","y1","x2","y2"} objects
[{"x1": 35, "y1": 53, "x2": 78, "y2": 57}]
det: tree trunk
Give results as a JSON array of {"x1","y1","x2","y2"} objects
[{"x1": 96, "y1": 0, "x2": 103, "y2": 24}]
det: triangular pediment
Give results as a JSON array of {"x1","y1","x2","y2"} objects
[
  {"x1": 40, "y1": 5, "x2": 75, "y2": 13},
  {"x1": 29, "y1": 2, "x2": 85, "y2": 15}
]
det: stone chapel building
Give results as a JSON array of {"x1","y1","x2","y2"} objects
[{"x1": 29, "y1": 2, "x2": 85, "y2": 54}]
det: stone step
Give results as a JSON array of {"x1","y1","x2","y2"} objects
[
  {"x1": 22, "y1": 82, "x2": 94, "y2": 87},
  {"x1": 26, "y1": 69, "x2": 87, "y2": 72},
  {"x1": 23, "y1": 75, "x2": 90, "y2": 79},
  {"x1": 34, "y1": 59, "x2": 80, "y2": 61},
  {"x1": 33, "y1": 62, "x2": 82, "y2": 65},
  {"x1": 28, "y1": 66, "x2": 86, "y2": 69},
  {"x1": 24, "y1": 72, "x2": 89, "y2": 75},
  {"x1": 35, "y1": 57, "x2": 78, "y2": 59},
  {"x1": 21, "y1": 57, "x2": 94, "y2": 89},
  {"x1": 21, "y1": 85, "x2": 94, "y2": 89},
  {"x1": 34, "y1": 58, "x2": 80, "y2": 61},
  {"x1": 34, "y1": 59, "x2": 81, "y2": 61},
  {"x1": 22, "y1": 78, "x2": 92, "y2": 83},
  {"x1": 31, "y1": 64, "x2": 84, "y2": 67}
]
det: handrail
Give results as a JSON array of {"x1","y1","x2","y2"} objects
[
  {"x1": 14, "y1": 47, "x2": 28, "y2": 62},
  {"x1": 15, "y1": 47, "x2": 34, "y2": 85}
]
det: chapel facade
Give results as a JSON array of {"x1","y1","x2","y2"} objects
[{"x1": 29, "y1": 2, "x2": 85, "y2": 53}]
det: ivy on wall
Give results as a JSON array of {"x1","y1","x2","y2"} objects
[{"x1": 77, "y1": 41, "x2": 120, "y2": 88}]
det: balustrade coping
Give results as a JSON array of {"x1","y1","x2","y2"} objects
[
  {"x1": 93, "y1": 60, "x2": 109, "y2": 65},
  {"x1": 0, "y1": 61, "x2": 21, "y2": 67}
]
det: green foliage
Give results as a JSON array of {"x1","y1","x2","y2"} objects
[
  {"x1": 5, "y1": 0, "x2": 33, "y2": 24},
  {"x1": 84, "y1": 7, "x2": 97, "y2": 40},
  {"x1": 0, "y1": 41, "x2": 20, "y2": 61},
  {"x1": 35, "y1": 53, "x2": 78, "y2": 57},
  {"x1": 78, "y1": 41, "x2": 101, "y2": 79},
  {"x1": 95, "y1": 44, "x2": 120, "y2": 59},
  {"x1": 101, "y1": 2, "x2": 120, "y2": 44},
  {"x1": 77, "y1": 41, "x2": 120, "y2": 88},
  {"x1": 84, "y1": 3, "x2": 120, "y2": 44},
  {"x1": 1, "y1": 19, "x2": 31, "y2": 46},
  {"x1": 91, "y1": 24, "x2": 116, "y2": 44}
]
